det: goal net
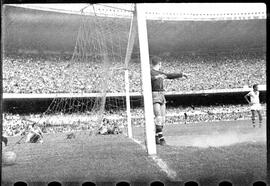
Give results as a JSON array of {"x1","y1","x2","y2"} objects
[{"x1": 22, "y1": 5, "x2": 144, "y2": 135}]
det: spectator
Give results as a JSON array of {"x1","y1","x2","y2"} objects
[{"x1": 3, "y1": 51, "x2": 266, "y2": 93}]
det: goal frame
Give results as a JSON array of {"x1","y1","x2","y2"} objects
[{"x1": 124, "y1": 4, "x2": 157, "y2": 155}]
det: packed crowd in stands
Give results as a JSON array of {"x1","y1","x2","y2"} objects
[
  {"x1": 3, "y1": 103, "x2": 266, "y2": 136},
  {"x1": 3, "y1": 51, "x2": 266, "y2": 93},
  {"x1": 2, "y1": 51, "x2": 266, "y2": 136}
]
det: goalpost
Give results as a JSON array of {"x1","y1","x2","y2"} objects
[
  {"x1": 123, "y1": 4, "x2": 157, "y2": 155},
  {"x1": 124, "y1": 6, "x2": 137, "y2": 139},
  {"x1": 18, "y1": 3, "x2": 157, "y2": 155},
  {"x1": 135, "y1": 4, "x2": 156, "y2": 155}
]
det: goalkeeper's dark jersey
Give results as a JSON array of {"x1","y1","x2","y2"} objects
[{"x1": 151, "y1": 69, "x2": 183, "y2": 92}]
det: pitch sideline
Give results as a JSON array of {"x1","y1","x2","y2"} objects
[{"x1": 131, "y1": 138, "x2": 178, "y2": 180}]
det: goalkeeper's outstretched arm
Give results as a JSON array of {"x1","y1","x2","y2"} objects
[
  {"x1": 154, "y1": 72, "x2": 189, "y2": 80},
  {"x1": 165, "y1": 72, "x2": 188, "y2": 79}
]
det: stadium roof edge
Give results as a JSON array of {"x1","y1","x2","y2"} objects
[{"x1": 5, "y1": 4, "x2": 266, "y2": 21}]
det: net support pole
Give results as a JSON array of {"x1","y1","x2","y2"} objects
[
  {"x1": 136, "y1": 4, "x2": 157, "y2": 155},
  {"x1": 124, "y1": 8, "x2": 137, "y2": 138},
  {"x1": 124, "y1": 71, "x2": 132, "y2": 138}
]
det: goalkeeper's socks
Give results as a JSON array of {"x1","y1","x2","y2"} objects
[
  {"x1": 155, "y1": 135, "x2": 160, "y2": 144},
  {"x1": 158, "y1": 133, "x2": 164, "y2": 140},
  {"x1": 156, "y1": 125, "x2": 163, "y2": 139},
  {"x1": 156, "y1": 125, "x2": 165, "y2": 145},
  {"x1": 259, "y1": 120, "x2": 262, "y2": 128},
  {"x1": 252, "y1": 119, "x2": 255, "y2": 128},
  {"x1": 158, "y1": 132, "x2": 165, "y2": 145}
]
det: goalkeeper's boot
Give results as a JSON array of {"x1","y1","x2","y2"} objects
[
  {"x1": 155, "y1": 136, "x2": 160, "y2": 145},
  {"x1": 156, "y1": 125, "x2": 163, "y2": 145},
  {"x1": 159, "y1": 136, "x2": 166, "y2": 146},
  {"x1": 159, "y1": 138, "x2": 166, "y2": 146},
  {"x1": 252, "y1": 121, "x2": 255, "y2": 128}
]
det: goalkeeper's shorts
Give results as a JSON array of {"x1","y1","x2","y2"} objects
[{"x1": 152, "y1": 91, "x2": 166, "y2": 105}]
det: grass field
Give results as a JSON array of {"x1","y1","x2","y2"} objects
[
  {"x1": 2, "y1": 119, "x2": 266, "y2": 186},
  {"x1": 132, "y1": 120, "x2": 266, "y2": 185}
]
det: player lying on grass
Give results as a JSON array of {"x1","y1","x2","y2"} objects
[
  {"x1": 2, "y1": 135, "x2": 8, "y2": 146},
  {"x1": 25, "y1": 123, "x2": 44, "y2": 143},
  {"x1": 244, "y1": 84, "x2": 262, "y2": 128},
  {"x1": 150, "y1": 56, "x2": 189, "y2": 145},
  {"x1": 98, "y1": 118, "x2": 123, "y2": 135}
]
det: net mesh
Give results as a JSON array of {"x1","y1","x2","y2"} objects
[{"x1": 27, "y1": 6, "x2": 140, "y2": 134}]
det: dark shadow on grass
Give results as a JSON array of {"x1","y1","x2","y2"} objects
[
  {"x1": 82, "y1": 182, "x2": 96, "y2": 186},
  {"x1": 150, "y1": 181, "x2": 164, "y2": 186},
  {"x1": 219, "y1": 181, "x2": 232, "y2": 186},
  {"x1": 14, "y1": 182, "x2": 27, "y2": 186},
  {"x1": 48, "y1": 181, "x2": 62, "y2": 186},
  {"x1": 253, "y1": 181, "x2": 267, "y2": 186},
  {"x1": 184, "y1": 181, "x2": 198, "y2": 186}
]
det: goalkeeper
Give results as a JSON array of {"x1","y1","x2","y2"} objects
[{"x1": 150, "y1": 56, "x2": 188, "y2": 145}]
